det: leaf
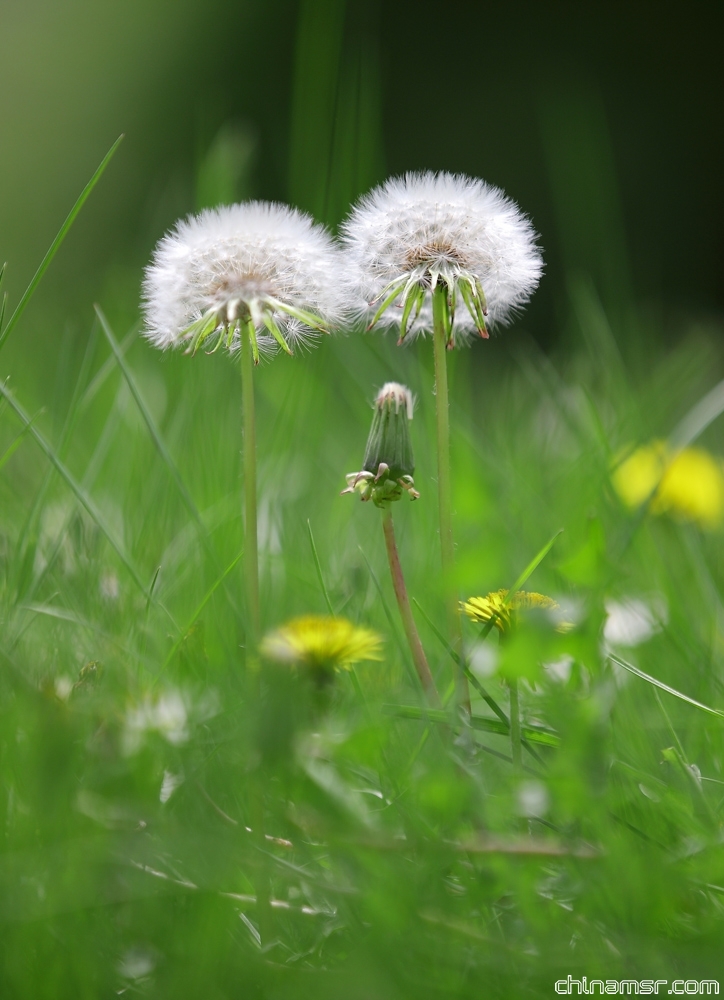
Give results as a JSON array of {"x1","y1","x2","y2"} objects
[
  {"x1": 384, "y1": 704, "x2": 561, "y2": 748},
  {"x1": 0, "y1": 136, "x2": 123, "y2": 353},
  {"x1": 608, "y1": 652, "x2": 724, "y2": 720},
  {"x1": 307, "y1": 519, "x2": 335, "y2": 615},
  {"x1": 0, "y1": 381, "x2": 149, "y2": 598}
]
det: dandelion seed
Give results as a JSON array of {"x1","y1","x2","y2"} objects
[
  {"x1": 612, "y1": 441, "x2": 724, "y2": 529},
  {"x1": 260, "y1": 615, "x2": 383, "y2": 678},
  {"x1": 341, "y1": 171, "x2": 543, "y2": 346},
  {"x1": 461, "y1": 589, "x2": 572, "y2": 636},
  {"x1": 142, "y1": 201, "x2": 345, "y2": 361}
]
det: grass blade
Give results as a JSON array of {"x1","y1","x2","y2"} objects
[
  {"x1": 0, "y1": 418, "x2": 37, "y2": 472},
  {"x1": 385, "y1": 704, "x2": 561, "y2": 748},
  {"x1": 504, "y1": 529, "x2": 564, "y2": 604},
  {"x1": 307, "y1": 518, "x2": 334, "y2": 615},
  {"x1": 96, "y1": 306, "x2": 203, "y2": 525},
  {"x1": 96, "y1": 307, "x2": 240, "y2": 618},
  {"x1": 608, "y1": 652, "x2": 724, "y2": 719},
  {"x1": 0, "y1": 380, "x2": 149, "y2": 598},
  {"x1": 160, "y1": 550, "x2": 243, "y2": 675},
  {"x1": 0, "y1": 136, "x2": 123, "y2": 353},
  {"x1": 412, "y1": 596, "x2": 509, "y2": 725}
]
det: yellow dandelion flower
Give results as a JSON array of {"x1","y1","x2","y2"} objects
[
  {"x1": 612, "y1": 441, "x2": 724, "y2": 529},
  {"x1": 461, "y1": 589, "x2": 570, "y2": 635},
  {"x1": 260, "y1": 615, "x2": 383, "y2": 673}
]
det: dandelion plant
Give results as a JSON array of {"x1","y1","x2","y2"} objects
[
  {"x1": 343, "y1": 382, "x2": 440, "y2": 706},
  {"x1": 143, "y1": 201, "x2": 345, "y2": 648},
  {"x1": 342, "y1": 172, "x2": 542, "y2": 710}
]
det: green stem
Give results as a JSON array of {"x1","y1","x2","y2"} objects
[
  {"x1": 509, "y1": 678, "x2": 522, "y2": 773},
  {"x1": 382, "y1": 508, "x2": 441, "y2": 707},
  {"x1": 240, "y1": 322, "x2": 271, "y2": 945},
  {"x1": 431, "y1": 286, "x2": 470, "y2": 713},
  {"x1": 240, "y1": 321, "x2": 260, "y2": 642}
]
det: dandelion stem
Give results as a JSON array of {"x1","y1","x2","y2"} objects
[
  {"x1": 431, "y1": 286, "x2": 470, "y2": 713},
  {"x1": 240, "y1": 321, "x2": 260, "y2": 642},
  {"x1": 240, "y1": 321, "x2": 271, "y2": 945},
  {"x1": 382, "y1": 508, "x2": 441, "y2": 707},
  {"x1": 509, "y1": 679, "x2": 523, "y2": 772}
]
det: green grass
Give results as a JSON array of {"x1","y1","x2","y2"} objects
[{"x1": 2, "y1": 219, "x2": 724, "y2": 997}]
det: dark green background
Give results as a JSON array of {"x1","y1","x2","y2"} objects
[{"x1": 1, "y1": 0, "x2": 722, "y2": 376}]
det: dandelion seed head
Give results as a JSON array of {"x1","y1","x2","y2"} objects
[
  {"x1": 341, "y1": 171, "x2": 543, "y2": 344},
  {"x1": 142, "y1": 201, "x2": 346, "y2": 356}
]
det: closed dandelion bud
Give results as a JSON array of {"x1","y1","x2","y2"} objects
[{"x1": 342, "y1": 383, "x2": 420, "y2": 507}]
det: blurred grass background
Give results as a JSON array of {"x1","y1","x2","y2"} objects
[{"x1": 1, "y1": 0, "x2": 724, "y2": 996}]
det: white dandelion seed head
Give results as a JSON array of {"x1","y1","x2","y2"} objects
[
  {"x1": 340, "y1": 171, "x2": 543, "y2": 344},
  {"x1": 142, "y1": 201, "x2": 346, "y2": 356}
]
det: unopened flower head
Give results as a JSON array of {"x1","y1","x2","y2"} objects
[
  {"x1": 612, "y1": 440, "x2": 724, "y2": 529},
  {"x1": 341, "y1": 172, "x2": 543, "y2": 347},
  {"x1": 342, "y1": 382, "x2": 420, "y2": 506},
  {"x1": 260, "y1": 615, "x2": 383, "y2": 679},
  {"x1": 462, "y1": 589, "x2": 572, "y2": 636},
  {"x1": 142, "y1": 201, "x2": 346, "y2": 363}
]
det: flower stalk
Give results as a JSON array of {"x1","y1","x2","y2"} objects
[
  {"x1": 240, "y1": 320, "x2": 260, "y2": 644},
  {"x1": 240, "y1": 319, "x2": 271, "y2": 945},
  {"x1": 432, "y1": 286, "x2": 469, "y2": 713},
  {"x1": 382, "y1": 508, "x2": 440, "y2": 706}
]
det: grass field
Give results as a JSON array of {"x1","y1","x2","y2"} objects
[{"x1": 2, "y1": 87, "x2": 724, "y2": 1000}]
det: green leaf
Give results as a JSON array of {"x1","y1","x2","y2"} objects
[
  {"x1": 0, "y1": 380, "x2": 149, "y2": 598},
  {"x1": 0, "y1": 136, "x2": 123, "y2": 354},
  {"x1": 608, "y1": 652, "x2": 724, "y2": 720},
  {"x1": 307, "y1": 519, "x2": 335, "y2": 616},
  {"x1": 384, "y1": 704, "x2": 561, "y2": 748},
  {"x1": 504, "y1": 529, "x2": 564, "y2": 604}
]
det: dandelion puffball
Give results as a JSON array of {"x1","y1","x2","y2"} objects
[
  {"x1": 341, "y1": 171, "x2": 543, "y2": 345},
  {"x1": 142, "y1": 201, "x2": 346, "y2": 362}
]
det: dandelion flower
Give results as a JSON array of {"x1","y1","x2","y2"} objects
[
  {"x1": 342, "y1": 382, "x2": 420, "y2": 506},
  {"x1": 462, "y1": 589, "x2": 571, "y2": 636},
  {"x1": 142, "y1": 201, "x2": 345, "y2": 363},
  {"x1": 260, "y1": 615, "x2": 383, "y2": 676},
  {"x1": 341, "y1": 171, "x2": 543, "y2": 346},
  {"x1": 612, "y1": 441, "x2": 724, "y2": 529}
]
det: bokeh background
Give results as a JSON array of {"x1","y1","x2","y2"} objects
[
  {"x1": 2, "y1": 2, "x2": 724, "y2": 996},
  {"x1": 2, "y1": 0, "x2": 723, "y2": 384}
]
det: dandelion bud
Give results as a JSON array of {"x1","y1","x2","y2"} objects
[{"x1": 342, "y1": 382, "x2": 420, "y2": 507}]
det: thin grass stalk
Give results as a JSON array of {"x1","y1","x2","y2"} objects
[
  {"x1": 509, "y1": 679, "x2": 522, "y2": 773},
  {"x1": 431, "y1": 287, "x2": 470, "y2": 712},
  {"x1": 382, "y1": 508, "x2": 440, "y2": 707},
  {"x1": 239, "y1": 321, "x2": 271, "y2": 944}
]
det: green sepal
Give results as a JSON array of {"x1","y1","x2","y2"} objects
[
  {"x1": 362, "y1": 394, "x2": 414, "y2": 480},
  {"x1": 367, "y1": 279, "x2": 405, "y2": 330},
  {"x1": 266, "y1": 296, "x2": 329, "y2": 334},
  {"x1": 183, "y1": 312, "x2": 220, "y2": 355},
  {"x1": 398, "y1": 282, "x2": 424, "y2": 344},
  {"x1": 261, "y1": 310, "x2": 293, "y2": 356}
]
